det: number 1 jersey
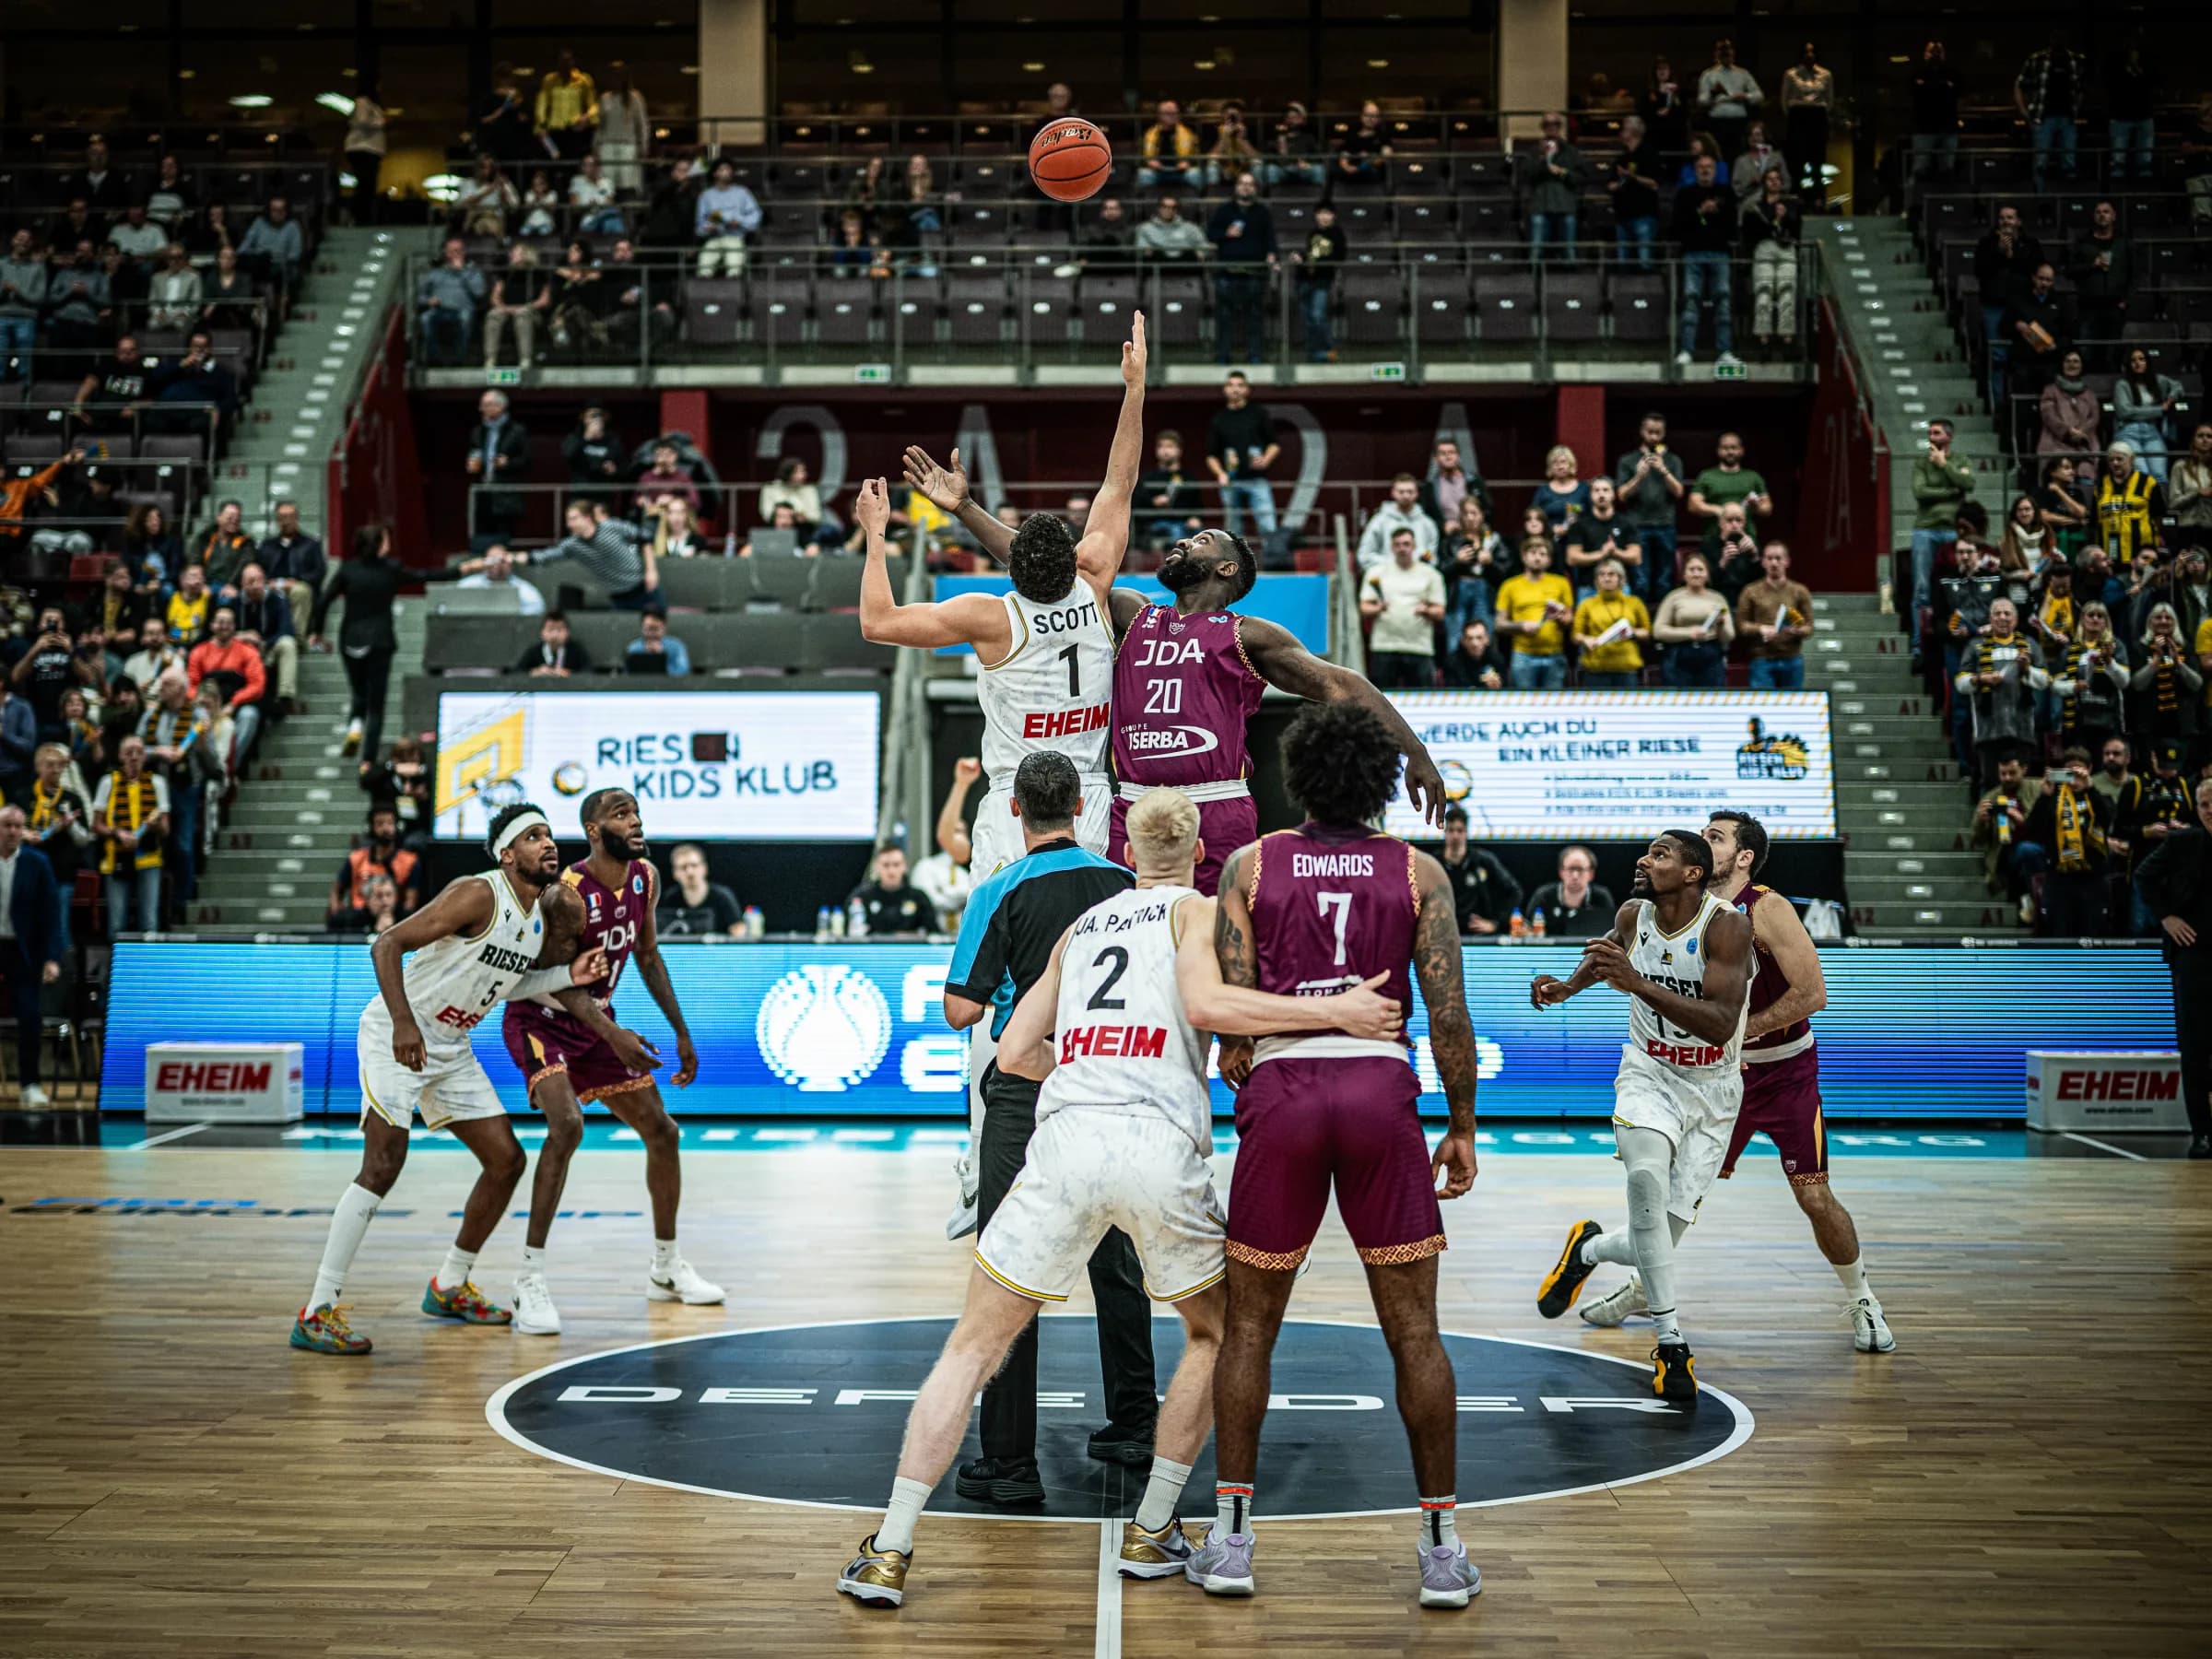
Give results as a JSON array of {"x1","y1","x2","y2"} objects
[{"x1": 976, "y1": 585, "x2": 1114, "y2": 787}]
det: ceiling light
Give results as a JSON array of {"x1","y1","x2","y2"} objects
[
  {"x1": 1022, "y1": 62, "x2": 1045, "y2": 74},
  {"x1": 178, "y1": 69, "x2": 196, "y2": 80},
  {"x1": 229, "y1": 94, "x2": 273, "y2": 109},
  {"x1": 315, "y1": 92, "x2": 354, "y2": 116},
  {"x1": 422, "y1": 173, "x2": 465, "y2": 204},
  {"x1": 1194, "y1": 60, "x2": 1217, "y2": 72},
  {"x1": 1367, "y1": 58, "x2": 1390, "y2": 69}
]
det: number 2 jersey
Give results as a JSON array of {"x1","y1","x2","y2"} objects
[
  {"x1": 1038, "y1": 884, "x2": 1211, "y2": 1151},
  {"x1": 504, "y1": 856, "x2": 653, "y2": 1048},
  {"x1": 1245, "y1": 823, "x2": 1418, "y2": 1064},
  {"x1": 976, "y1": 584, "x2": 1114, "y2": 787},
  {"x1": 1624, "y1": 889, "x2": 1747, "y2": 1078}
]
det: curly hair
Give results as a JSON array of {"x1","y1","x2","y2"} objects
[
  {"x1": 1007, "y1": 512, "x2": 1079, "y2": 605},
  {"x1": 1279, "y1": 700, "x2": 1402, "y2": 829}
]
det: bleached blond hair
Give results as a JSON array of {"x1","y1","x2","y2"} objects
[{"x1": 1124, "y1": 787, "x2": 1199, "y2": 874}]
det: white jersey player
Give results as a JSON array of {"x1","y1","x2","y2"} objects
[
  {"x1": 836, "y1": 788, "x2": 1404, "y2": 1609},
  {"x1": 1527, "y1": 830, "x2": 1753, "y2": 1407},
  {"x1": 857, "y1": 313, "x2": 1148, "y2": 1234},
  {"x1": 863, "y1": 312, "x2": 1148, "y2": 877},
  {"x1": 289, "y1": 803, "x2": 648, "y2": 1358}
]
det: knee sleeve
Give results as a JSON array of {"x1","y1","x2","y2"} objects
[{"x1": 1625, "y1": 1162, "x2": 1668, "y2": 1233}]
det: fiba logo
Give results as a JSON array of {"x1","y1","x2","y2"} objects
[{"x1": 756, "y1": 966, "x2": 893, "y2": 1093}]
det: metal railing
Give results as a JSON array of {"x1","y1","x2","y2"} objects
[{"x1": 406, "y1": 245, "x2": 1822, "y2": 386}]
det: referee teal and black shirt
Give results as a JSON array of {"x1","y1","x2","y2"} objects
[{"x1": 944, "y1": 837, "x2": 1133, "y2": 1037}]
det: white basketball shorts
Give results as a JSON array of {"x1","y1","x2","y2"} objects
[
  {"x1": 1612, "y1": 1044, "x2": 1745, "y2": 1225},
  {"x1": 359, "y1": 1020, "x2": 507, "y2": 1133},
  {"x1": 975, "y1": 1107, "x2": 1226, "y2": 1303},
  {"x1": 969, "y1": 774, "x2": 1112, "y2": 881}
]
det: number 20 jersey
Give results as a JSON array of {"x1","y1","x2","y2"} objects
[
  {"x1": 1038, "y1": 884, "x2": 1212, "y2": 1151},
  {"x1": 976, "y1": 585, "x2": 1114, "y2": 787},
  {"x1": 1111, "y1": 605, "x2": 1267, "y2": 789}
]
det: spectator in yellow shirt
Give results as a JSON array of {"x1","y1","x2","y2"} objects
[
  {"x1": 165, "y1": 562, "x2": 211, "y2": 648},
  {"x1": 2195, "y1": 614, "x2": 2212, "y2": 705},
  {"x1": 1494, "y1": 537, "x2": 1576, "y2": 688},
  {"x1": 1137, "y1": 100, "x2": 1200, "y2": 190},
  {"x1": 535, "y1": 51, "x2": 599, "y2": 161},
  {"x1": 1571, "y1": 559, "x2": 1653, "y2": 686}
]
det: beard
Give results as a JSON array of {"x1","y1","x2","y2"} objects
[
  {"x1": 1158, "y1": 555, "x2": 1216, "y2": 593},
  {"x1": 595, "y1": 825, "x2": 646, "y2": 861},
  {"x1": 1630, "y1": 871, "x2": 1655, "y2": 897}
]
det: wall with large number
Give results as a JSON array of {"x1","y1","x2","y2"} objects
[{"x1": 102, "y1": 939, "x2": 2172, "y2": 1120}]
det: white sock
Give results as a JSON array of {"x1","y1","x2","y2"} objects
[
  {"x1": 1418, "y1": 1496, "x2": 1460, "y2": 1550},
  {"x1": 308, "y1": 1182, "x2": 381, "y2": 1312},
  {"x1": 1651, "y1": 1305, "x2": 1684, "y2": 1345},
  {"x1": 652, "y1": 1238, "x2": 678, "y2": 1274},
  {"x1": 1135, "y1": 1456, "x2": 1194, "y2": 1532},
  {"x1": 1832, "y1": 1254, "x2": 1872, "y2": 1302},
  {"x1": 877, "y1": 1475, "x2": 933, "y2": 1556},
  {"x1": 436, "y1": 1245, "x2": 478, "y2": 1292},
  {"x1": 1216, "y1": 1482, "x2": 1253, "y2": 1540},
  {"x1": 517, "y1": 1244, "x2": 546, "y2": 1278}
]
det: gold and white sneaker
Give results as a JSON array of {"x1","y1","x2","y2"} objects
[
  {"x1": 837, "y1": 1533, "x2": 910, "y2": 1607},
  {"x1": 1118, "y1": 1517, "x2": 1194, "y2": 1580},
  {"x1": 1581, "y1": 1274, "x2": 1648, "y2": 1327}
]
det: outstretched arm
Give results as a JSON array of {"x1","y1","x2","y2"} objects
[
  {"x1": 629, "y1": 864, "x2": 697, "y2": 1086},
  {"x1": 854, "y1": 477, "x2": 1012, "y2": 652},
  {"x1": 1075, "y1": 312, "x2": 1147, "y2": 592},
  {"x1": 1173, "y1": 893, "x2": 1400, "y2": 1038},
  {"x1": 1741, "y1": 888, "x2": 1825, "y2": 1041},
  {"x1": 901, "y1": 444, "x2": 1016, "y2": 569},
  {"x1": 936, "y1": 756, "x2": 982, "y2": 868},
  {"x1": 1409, "y1": 853, "x2": 1477, "y2": 1197},
  {"x1": 1530, "y1": 901, "x2": 1639, "y2": 1007},
  {"x1": 1239, "y1": 616, "x2": 1449, "y2": 827}
]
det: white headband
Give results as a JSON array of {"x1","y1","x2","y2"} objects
[{"x1": 492, "y1": 811, "x2": 550, "y2": 856}]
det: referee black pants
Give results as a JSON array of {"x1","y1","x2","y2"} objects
[
  {"x1": 2172, "y1": 952, "x2": 2212, "y2": 1137},
  {"x1": 975, "y1": 1063, "x2": 1158, "y2": 1462}
]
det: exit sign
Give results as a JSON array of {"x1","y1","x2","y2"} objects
[
  {"x1": 484, "y1": 368, "x2": 521, "y2": 387},
  {"x1": 1370, "y1": 361, "x2": 1407, "y2": 382},
  {"x1": 1712, "y1": 359, "x2": 1748, "y2": 382},
  {"x1": 853, "y1": 363, "x2": 892, "y2": 383}
]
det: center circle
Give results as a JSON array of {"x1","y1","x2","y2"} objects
[{"x1": 488, "y1": 1317, "x2": 1753, "y2": 1520}]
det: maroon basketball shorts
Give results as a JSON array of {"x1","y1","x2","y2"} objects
[
  {"x1": 1110, "y1": 790, "x2": 1258, "y2": 898},
  {"x1": 1720, "y1": 1044, "x2": 1829, "y2": 1186},
  {"x1": 1225, "y1": 1053, "x2": 1445, "y2": 1269},
  {"x1": 502, "y1": 1006, "x2": 653, "y2": 1107}
]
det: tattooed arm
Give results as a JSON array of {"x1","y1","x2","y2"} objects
[
  {"x1": 1409, "y1": 850, "x2": 1477, "y2": 1198},
  {"x1": 1212, "y1": 843, "x2": 1260, "y2": 1087}
]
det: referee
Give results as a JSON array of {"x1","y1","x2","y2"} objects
[
  {"x1": 2135, "y1": 773, "x2": 2212, "y2": 1159},
  {"x1": 942, "y1": 751, "x2": 1158, "y2": 1502}
]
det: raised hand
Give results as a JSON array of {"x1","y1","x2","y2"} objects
[
  {"x1": 1123, "y1": 311, "x2": 1147, "y2": 386},
  {"x1": 853, "y1": 475, "x2": 890, "y2": 536},
  {"x1": 901, "y1": 444, "x2": 969, "y2": 515}
]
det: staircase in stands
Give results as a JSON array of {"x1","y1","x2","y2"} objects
[
  {"x1": 1809, "y1": 214, "x2": 2017, "y2": 939},
  {"x1": 190, "y1": 228, "x2": 414, "y2": 932}
]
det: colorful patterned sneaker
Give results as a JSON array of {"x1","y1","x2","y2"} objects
[
  {"x1": 836, "y1": 1533, "x2": 910, "y2": 1607},
  {"x1": 1536, "y1": 1219, "x2": 1604, "y2": 1319},
  {"x1": 1185, "y1": 1528, "x2": 1256, "y2": 1596},
  {"x1": 290, "y1": 1303, "x2": 371, "y2": 1355},
  {"x1": 420, "y1": 1278, "x2": 512, "y2": 1324},
  {"x1": 1118, "y1": 1517, "x2": 1194, "y2": 1580},
  {"x1": 1581, "y1": 1274, "x2": 1649, "y2": 1328},
  {"x1": 1418, "y1": 1541, "x2": 1482, "y2": 1608},
  {"x1": 647, "y1": 1255, "x2": 725, "y2": 1305}
]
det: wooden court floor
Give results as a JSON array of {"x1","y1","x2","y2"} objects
[{"x1": 1, "y1": 1140, "x2": 2206, "y2": 1657}]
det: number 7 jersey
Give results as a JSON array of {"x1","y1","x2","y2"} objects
[
  {"x1": 977, "y1": 584, "x2": 1115, "y2": 786},
  {"x1": 1245, "y1": 823, "x2": 1418, "y2": 1058}
]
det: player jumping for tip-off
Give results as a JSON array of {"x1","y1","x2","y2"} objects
[{"x1": 1529, "y1": 830, "x2": 1753, "y2": 1406}]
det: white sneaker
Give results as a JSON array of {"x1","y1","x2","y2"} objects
[
  {"x1": 1675, "y1": 349, "x2": 1695, "y2": 368},
  {"x1": 340, "y1": 719, "x2": 364, "y2": 757},
  {"x1": 1850, "y1": 1297, "x2": 1897, "y2": 1353},
  {"x1": 1580, "y1": 1274, "x2": 1648, "y2": 1327},
  {"x1": 647, "y1": 1255, "x2": 725, "y2": 1305},
  {"x1": 512, "y1": 1270, "x2": 562, "y2": 1335},
  {"x1": 20, "y1": 1084, "x2": 51, "y2": 1108},
  {"x1": 945, "y1": 1152, "x2": 979, "y2": 1241},
  {"x1": 1715, "y1": 351, "x2": 1746, "y2": 371}
]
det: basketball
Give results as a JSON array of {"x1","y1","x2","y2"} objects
[{"x1": 1028, "y1": 118, "x2": 1112, "y2": 203}]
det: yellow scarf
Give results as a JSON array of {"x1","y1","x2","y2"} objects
[
  {"x1": 29, "y1": 777, "x2": 66, "y2": 833},
  {"x1": 2053, "y1": 782, "x2": 2101, "y2": 875},
  {"x1": 100, "y1": 773, "x2": 163, "y2": 874}
]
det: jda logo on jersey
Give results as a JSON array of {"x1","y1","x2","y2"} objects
[{"x1": 757, "y1": 966, "x2": 895, "y2": 1092}]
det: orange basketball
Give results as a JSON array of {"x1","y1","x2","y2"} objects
[{"x1": 1029, "y1": 119, "x2": 1112, "y2": 203}]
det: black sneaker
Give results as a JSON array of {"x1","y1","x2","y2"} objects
[
  {"x1": 1087, "y1": 1422, "x2": 1156, "y2": 1468},
  {"x1": 1651, "y1": 1341, "x2": 1699, "y2": 1407},
  {"x1": 2190, "y1": 1134, "x2": 2212, "y2": 1160},
  {"x1": 1535, "y1": 1219, "x2": 1604, "y2": 1319},
  {"x1": 955, "y1": 1455, "x2": 1046, "y2": 1505}
]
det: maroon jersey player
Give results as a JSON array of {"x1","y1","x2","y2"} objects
[
  {"x1": 499, "y1": 787, "x2": 724, "y2": 1335},
  {"x1": 1573, "y1": 809, "x2": 1895, "y2": 1356},
  {"x1": 1189, "y1": 700, "x2": 1481, "y2": 1607},
  {"x1": 893, "y1": 447, "x2": 1453, "y2": 897}
]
